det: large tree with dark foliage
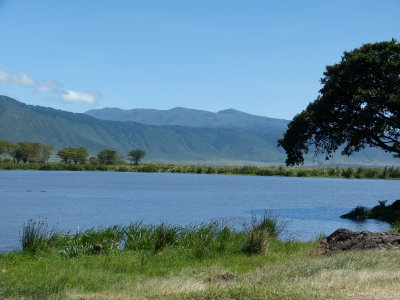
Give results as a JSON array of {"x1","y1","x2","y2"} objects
[{"x1": 278, "y1": 40, "x2": 400, "y2": 166}]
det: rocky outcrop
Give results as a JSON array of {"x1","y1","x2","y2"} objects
[{"x1": 320, "y1": 228, "x2": 400, "y2": 255}]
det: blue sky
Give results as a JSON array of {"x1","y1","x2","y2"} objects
[{"x1": 0, "y1": 0, "x2": 399, "y2": 119}]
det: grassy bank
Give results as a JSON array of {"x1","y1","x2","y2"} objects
[
  {"x1": 1, "y1": 219, "x2": 400, "y2": 299},
  {"x1": 1, "y1": 161, "x2": 400, "y2": 179}
]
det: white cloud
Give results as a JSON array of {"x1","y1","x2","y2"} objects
[
  {"x1": 36, "y1": 80, "x2": 63, "y2": 94},
  {"x1": 12, "y1": 72, "x2": 36, "y2": 86},
  {"x1": 61, "y1": 90, "x2": 96, "y2": 104},
  {"x1": 0, "y1": 69, "x2": 98, "y2": 104},
  {"x1": 0, "y1": 69, "x2": 9, "y2": 81},
  {"x1": 37, "y1": 86, "x2": 55, "y2": 93}
]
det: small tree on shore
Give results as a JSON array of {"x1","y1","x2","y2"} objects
[
  {"x1": 128, "y1": 149, "x2": 146, "y2": 165},
  {"x1": 57, "y1": 147, "x2": 88, "y2": 164},
  {"x1": 97, "y1": 149, "x2": 119, "y2": 165},
  {"x1": 12, "y1": 142, "x2": 53, "y2": 163}
]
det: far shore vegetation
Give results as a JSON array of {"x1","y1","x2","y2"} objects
[{"x1": 1, "y1": 141, "x2": 400, "y2": 179}]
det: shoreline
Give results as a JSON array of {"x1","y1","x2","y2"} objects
[
  {"x1": 1, "y1": 220, "x2": 399, "y2": 299},
  {"x1": 1, "y1": 161, "x2": 400, "y2": 180}
]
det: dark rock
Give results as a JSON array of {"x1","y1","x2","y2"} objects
[
  {"x1": 320, "y1": 228, "x2": 400, "y2": 255},
  {"x1": 93, "y1": 243, "x2": 103, "y2": 254}
]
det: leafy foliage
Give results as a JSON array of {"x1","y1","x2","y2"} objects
[
  {"x1": 278, "y1": 40, "x2": 400, "y2": 165},
  {"x1": 128, "y1": 149, "x2": 146, "y2": 164},
  {"x1": 11, "y1": 141, "x2": 53, "y2": 163},
  {"x1": 57, "y1": 147, "x2": 88, "y2": 164},
  {"x1": 97, "y1": 149, "x2": 119, "y2": 164},
  {"x1": 0, "y1": 140, "x2": 14, "y2": 158}
]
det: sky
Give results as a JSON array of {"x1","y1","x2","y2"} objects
[{"x1": 0, "y1": 0, "x2": 399, "y2": 119}]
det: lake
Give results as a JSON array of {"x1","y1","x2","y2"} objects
[{"x1": 1, "y1": 171, "x2": 399, "y2": 252}]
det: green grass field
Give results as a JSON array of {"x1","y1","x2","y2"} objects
[
  {"x1": 1, "y1": 219, "x2": 400, "y2": 299},
  {"x1": 2, "y1": 241, "x2": 400, "y2": 299}
]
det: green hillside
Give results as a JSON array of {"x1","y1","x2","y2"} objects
[
  {"x1": 0, "y1": 95, "x2": 398, "y2": 165},
  {"x1": 85, "y1": 107, "x2": 289, "y2": 129},
  {"x1": 0, "y1": 96, "x2": 286, "y2": 164}
]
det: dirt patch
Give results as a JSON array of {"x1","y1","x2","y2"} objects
[
  {"x1": 320, "y1": 228, "x2": 400, "y2": 255},
  {"x1": 207, "y1": 272, "x2": 236, "y2": 283}
]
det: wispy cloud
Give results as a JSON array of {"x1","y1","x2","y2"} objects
[
  {"x1": 0, "y1": 69, "x2": 99, "y2": 104},
  {"x1": 11, "y1": 72, "x2": 36, "y2": 86},
  {"x1": 62, "y1": 90, "x2": 96, "y2": 104},
  {"x1": 0, "y1": 70, "x2": 9, "y2": 81}
]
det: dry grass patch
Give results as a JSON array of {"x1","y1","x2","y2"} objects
[{"x1": 68, "y1": 251, "x2": 400, "y2": 300}]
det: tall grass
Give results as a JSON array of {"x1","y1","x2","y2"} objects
[
  {"x1": 21, "y1": 219, "x2": 53, "y2": 253},
  {"x1": 1, "y1": 161, "x2": 400, "y2": 179},
  {"x1": 19, "y1": 216, "x2": 283, "y2": 258},
  {"x1": 21, "y1": 220, "x2": 124, "y2": 256},
  {"x1": 242, "y1": 213, "x2": 286, "y2": 255}
]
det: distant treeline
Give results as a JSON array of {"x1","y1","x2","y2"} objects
[{"x1": 0, "y1": 141, "x2": 146, "y2": 165}]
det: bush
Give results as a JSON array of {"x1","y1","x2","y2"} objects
[
  {"x1": 242, "y1": 214, "x2": 284, "y2": 255},
  {"x1": 342, "y1": 168, "x2": 355, "y2": 178}
]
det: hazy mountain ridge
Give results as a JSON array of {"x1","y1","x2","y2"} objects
[
  {"x1": 85, "y1": 107, "x2": 289, "y2": 129},
  {"x1": 0, "y1": 96, "x2": 287, "y2": 164},
  {"x1": 1, "y1": 95, "x2": 398, "y2": 166}
]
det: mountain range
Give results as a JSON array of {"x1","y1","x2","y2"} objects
[
  {"x1": 85, "y1": 107, "x2": 289, "y2": 129},
  {"x1": 0, "y1": 95, "x2": 398, "y2": 166}
]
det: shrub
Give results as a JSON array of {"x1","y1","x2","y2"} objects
[
  {"x1": 296, "y1": 169, "x2": 308, "y2": 177},
  {"x1": 242, "y1": 214, "x2": 284, "y2": 255},
  {"x1": 242, "y1": 226, "x2": 269, "y2": 255},
  {"x1": 342, "y1": 168, "x2": 355, "y2": 178}
]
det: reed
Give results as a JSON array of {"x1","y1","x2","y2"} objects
[
  {"x1": 2, "y1": 160, "x2": 400, "y2": 179},
  {"x1": 19, "y1": 215, "x2": 284, "y2": 258}
]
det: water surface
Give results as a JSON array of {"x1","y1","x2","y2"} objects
[{"x1": 1, "y1": 171, "x2": 398, "y2": 252}]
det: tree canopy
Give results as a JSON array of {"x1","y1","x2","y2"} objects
[
  {"x1": 57, "y1": 147, "x2": 88, "y2": 164},
  {"x1": 11, "y1": 142, "x2": 53, "y2": 163},
  {"x1": 128, "y1": 149, "x2": 146, "y2": 165},
  {"x1": 278, "y1": 40, "x2": 400, "y2": 166},
  {"x1": 97, "y1": 149, "x2": 119, "y2": 165},
  {"x1": 0, "y1": 141, "x2": 15, "y2": 158}
]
